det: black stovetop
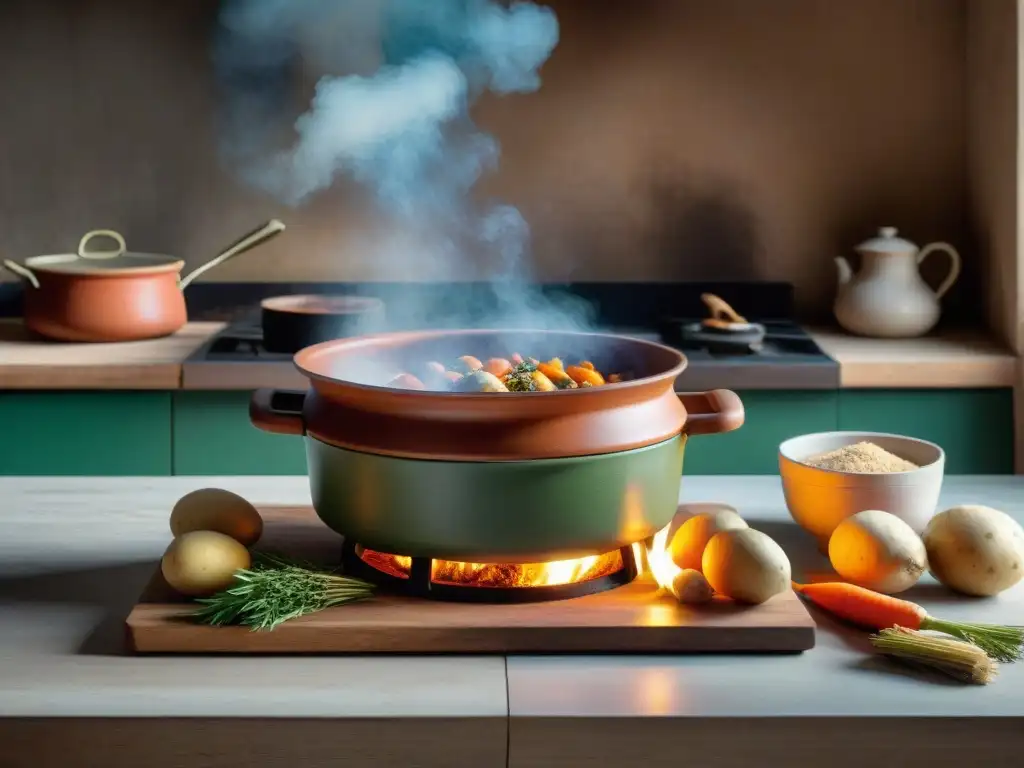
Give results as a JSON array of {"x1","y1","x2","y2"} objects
[{"x1": 185, "y1": 282, "x2": 839, "y2": 389}]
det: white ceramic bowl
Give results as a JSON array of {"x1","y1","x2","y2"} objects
[{"x1": 778, "y1": 431, "x2": 945, "y2": 550}]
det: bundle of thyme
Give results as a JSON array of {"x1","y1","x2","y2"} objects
[{"x1": 193, "y1": 553, "x2": 375, "y2": 631}]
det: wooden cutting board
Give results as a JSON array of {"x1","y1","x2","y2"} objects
[{"x1": 126, "y1": 506, "x2": 816, "y2": 654}]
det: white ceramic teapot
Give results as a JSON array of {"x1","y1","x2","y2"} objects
[{"x1": 833, "y1": 227, "x2": 961, "y2": 338}]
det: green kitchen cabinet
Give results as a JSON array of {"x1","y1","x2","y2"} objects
[
  {"x1": 172, "y1": 391, "x2": 307, "y2": 475},
  {"x1": 837, "y1": 389, "x2": 1014, "y2": 474},
  {"x1": 683, "y1": 390, "x2": 839, "y2": 475},
  {"x1": 0, "y1": 392, "x2": 172, "y2": 475}
]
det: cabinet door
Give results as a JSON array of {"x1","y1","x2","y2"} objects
[
  {"x1": 173, "y1": 391, "x2": 307, "y2": 475},
  {"x1": 0, "y1": 392, "x2": 172, "y2": 475},
  {"x1": 837, "y1": 389, "x2": 1014, "y2": 474},
  {"x1": 683, "y1": 390, "x2": 839, "y2": 475}
]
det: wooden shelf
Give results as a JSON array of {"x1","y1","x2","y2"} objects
[
  {"x1": 0, "y1": 320, "x2": 222, "y2": 390},
  {"x1": 808, "y1": 328, "x2": 1018, "y2": 388}
]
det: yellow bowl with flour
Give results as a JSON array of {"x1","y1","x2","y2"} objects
[{"x1": 778, "y1": 431, "x2": 945, "y2": 552}]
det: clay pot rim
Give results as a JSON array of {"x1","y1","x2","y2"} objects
[
  {"x1": 261, "y1": 294, "x2": 386, "y2": 315},
  {"x1": 293, "y1": 328, "x2": 688, "y2": 397}
]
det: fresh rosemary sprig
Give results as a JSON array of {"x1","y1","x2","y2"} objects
[{"x1": 193, "y1": 553, "x2": 375, "y2": 631}]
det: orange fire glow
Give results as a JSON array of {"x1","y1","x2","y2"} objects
[
  {"x1": 360, "y1": 548, "x2": 624, "y2": 588},
  {"x1": 359, "y1": 521, "x2": 680, "y2": 592}
]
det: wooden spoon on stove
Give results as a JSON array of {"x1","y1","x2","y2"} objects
[{"x1": 700, "y1": 293, "x2": 754, "y2": 332}]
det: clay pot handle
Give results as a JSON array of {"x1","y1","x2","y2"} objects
[
  {"x1": 179, "y1": 219, "x2": 286, "y2": 290},
  {"x1": 78, "y1": 229, "x2": 127, "y2": 260},
  {"x1": 678, "y1": 389, "x2": 745, "y2": 436},
  {"x1": 917, "y1": 242, "x2": 961, "y2": 299},
  {"x1": 1, "y1": 259, "x2": 40, "y2": 289},
  {"x1": 250, "y1": 388, "x2": 306, "y2": 436}
]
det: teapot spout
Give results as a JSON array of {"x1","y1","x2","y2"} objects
[{"x1": 835, "y1": 256, "x2": 853, "y2": 288}]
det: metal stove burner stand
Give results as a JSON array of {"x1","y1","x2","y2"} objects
[{"x1": 340, "y1": 541, "x2": 640, "y2": 603}]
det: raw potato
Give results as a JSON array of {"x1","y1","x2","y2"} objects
[
  {"x1": 669, "y1": 509, "x2": 749, "y2": 571},
  {"x1": 161, "y1": 530, "x2": 252, "y2": 597},
  {"x1": 923, "y1": 505, "x2": 1024, "y2": 597},
  {"x1": 701, "y1": 528, "x2": 792, "y2": 605},
  {"x1": 669, "y1": 569, "x2": 715, "y2": 604},
  {"x1": 828, "y1": 509, "x2": 927, "y2": 594},
  {"x1": 170, "y1": 488, "x2": 263, "y2": 547}
]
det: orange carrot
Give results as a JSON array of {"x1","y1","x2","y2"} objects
[
  {"x1": 482, "y1": 357, "x2": 512, "y2": 378},
  {"x1": 578, "y1": 360, "x2": 595, "y2": 371},
  {"x1": 546, "y1": 357, "x2": 565, "y2": 371},
  {"x1": 793, "y1": 581, "x2": 925, "y2": 630},
  {"x1": 536, "y1": 361, "x2": 576, "y2": 388},
  {"x1": 565, "y1": 364, "x2": 605, "y2": 387},
  {"x1": 794, "y1": 581, "x2": 1024, "y2": 662}
]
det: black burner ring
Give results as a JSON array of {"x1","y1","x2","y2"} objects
[{"x1": 340, "y1": 541, "x2": 639, "y2": 603}]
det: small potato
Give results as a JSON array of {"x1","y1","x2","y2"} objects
[
  {"x1": 452, "y1": 370, "x2": 509, "y2": 392},
  {"x1": 669, "y1": 508, "x2": 748, "y2": 571},
  {"x1": 387, "y1": 373, "x2": 426, "y2": 390},
  {"x1": 161, "y1": 531, "x2": 251, "y2": 597},
  {"x1": 702, "y1": 528, "x2": 792, "y2": 605},
  {"x1": 829, "y1": 510, "x2": 927, "y2": 594},
  {"x1": 482, "y1": 358, "x2": 512, "y2": 378},
  {"x1": 530, "y1": 370, "x2": 557, "y2": 391},
  {"x1": 170, "y1": 488, "x2": 264, "y2": 547},
  {"x1": 669, "y1": 569, "x2": 714, "y2": 604},
  {"x1": 455, "y1": 355, "x2": 483, "y2": 373},
  {"x1": 923, "y1": 505, "x2": 1024, "y2": 597}
]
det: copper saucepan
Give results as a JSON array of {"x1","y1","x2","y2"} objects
[{"x1": 1, "y1": 220, "x2": 285, "y2": 342}]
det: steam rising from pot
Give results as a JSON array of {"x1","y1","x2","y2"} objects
[{"x1": 213, "y1": 0, "x2": 599, "y2": 370}]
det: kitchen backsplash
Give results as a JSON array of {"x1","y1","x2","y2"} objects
[{"x1": 0, "y1": 0, "x2": 971, "y2": 318}]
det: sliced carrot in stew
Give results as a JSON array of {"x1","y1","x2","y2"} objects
[
  {"x1": 536, "y1": 361, "x2": 576, "y2": 388},
  {"x1": 566, "y1": 365, "x2": 605, "y2": 387}
]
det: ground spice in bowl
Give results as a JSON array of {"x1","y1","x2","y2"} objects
[{"x1": 804, "y1": 441, "x2": 920, "y2": 473}]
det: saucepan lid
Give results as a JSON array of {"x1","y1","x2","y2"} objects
[{"x1": 21, "y1": 230, "x2": 185, "y2": 276}]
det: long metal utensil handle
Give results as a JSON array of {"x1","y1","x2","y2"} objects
[{"x1": 178, "y1": 219, "x2": 286, "y2": 290}]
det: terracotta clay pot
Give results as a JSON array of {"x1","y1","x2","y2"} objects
[
  {"x1": 250, "y1": 329, "x2": 745, "y2": 561},
  {"x1": 2, "y1": 220, "x2": 284, "y2": 342}
]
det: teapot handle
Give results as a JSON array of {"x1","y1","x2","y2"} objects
[{"x1": 917, "y1": 242, "x2": 961, "y2": 299}]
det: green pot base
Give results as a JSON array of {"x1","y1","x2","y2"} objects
[{"x1": 305, "y1": 434, "x2": 687, "y2": 562}]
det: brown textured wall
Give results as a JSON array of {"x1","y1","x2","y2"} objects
[{"x1": 0, "y1": 0, "x2": 970, "y2": 317}]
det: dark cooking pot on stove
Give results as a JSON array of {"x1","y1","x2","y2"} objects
[{"x1": 249, "y1": 329, "x2": 744, "y2": 562}]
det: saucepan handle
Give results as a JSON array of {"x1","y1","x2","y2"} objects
[
  {"x1": 678, "y1": 389, "x2": 744, "y2": 436},
  {"x1": 179, "y1": 219, "x2": 286, "y2": 291},
  {"x1": 250, "y1": 388, "x2": 306, "y2": 436},
  {"x1": 1, "y1": 259, "x2": 40, "y2": 289}
]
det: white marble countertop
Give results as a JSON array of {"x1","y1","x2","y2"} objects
[{"x1": 1, "y1": 475, "x2": 1022, "y2": 722}]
